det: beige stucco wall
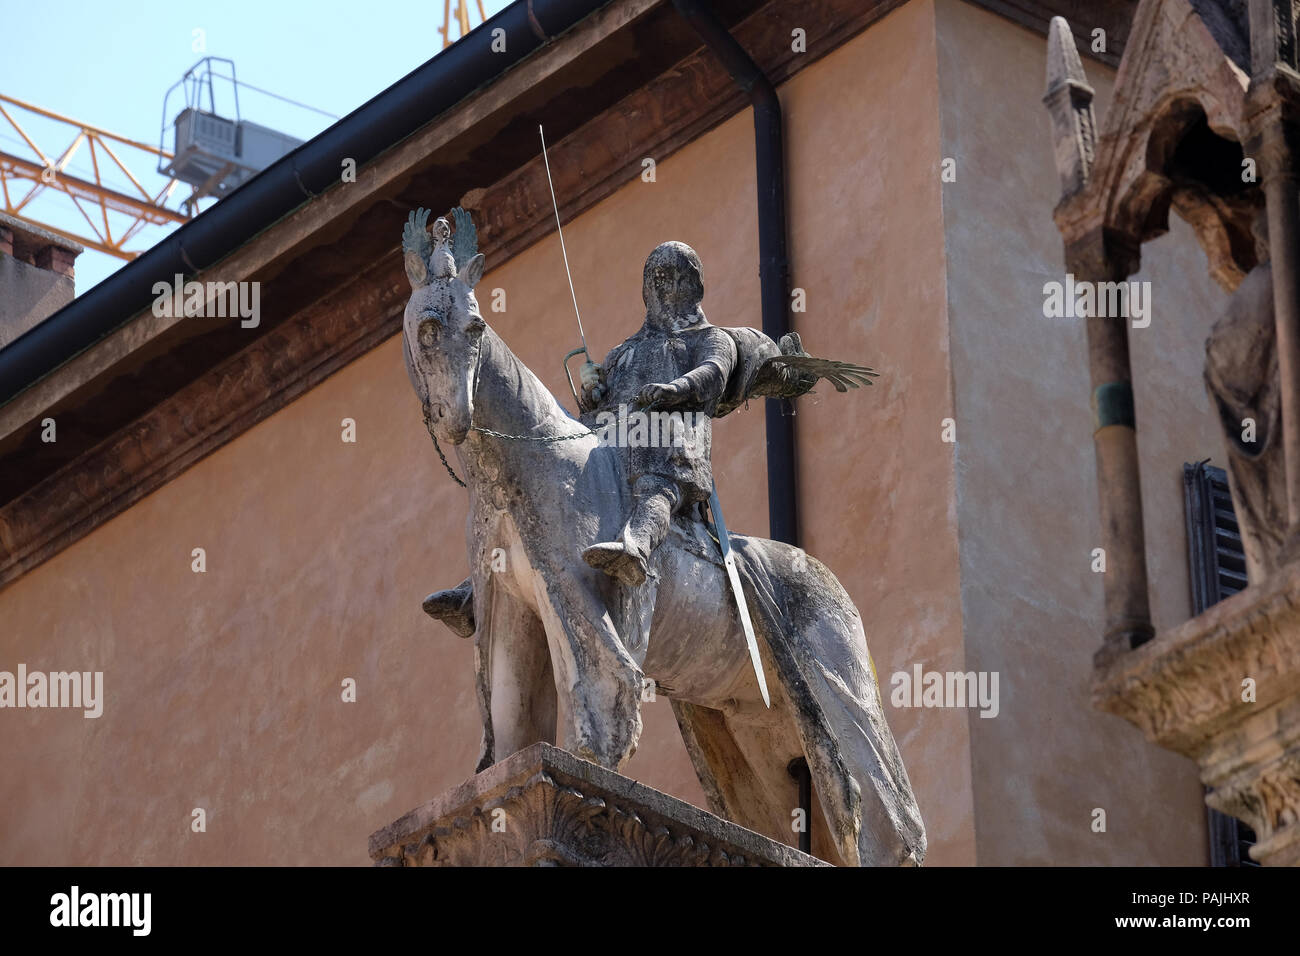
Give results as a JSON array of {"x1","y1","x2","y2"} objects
[
  {"x1": 786, "y1": 0, "x2": 974, "y2": 864},
  {"x1": 935, "y1": 0, "x2": 1222, "y2": 864},
  {"x1": 0, "y1": 1, "x2": 971, "y2": 865}
]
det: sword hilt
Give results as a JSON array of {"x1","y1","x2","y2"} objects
[{"x1": 563, "y1": 346, "x2": 589, "y2": 408}]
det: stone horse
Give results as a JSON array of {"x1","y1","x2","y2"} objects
[{"x1": 401, "y1": 210, "x2": 925, "y2": 866}]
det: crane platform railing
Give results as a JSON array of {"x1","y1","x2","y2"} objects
[{"x1": 0, "y1": 92, "x2": 189, "y2": 261}]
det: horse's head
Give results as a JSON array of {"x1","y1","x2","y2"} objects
[{"x1": 402, "y1": 208, "x2": 487, "y2": 445}]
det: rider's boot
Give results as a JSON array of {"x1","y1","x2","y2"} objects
[
  {"x1": 422, "y1": 577, "x2": 476, "y2": 637},
  {"x1": 582, "y1": 476, "x2": 679, "y2": 587}
]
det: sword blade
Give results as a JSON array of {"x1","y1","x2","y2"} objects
[{"x1": 709, "y1": 487, "x2": 771, "y2": 708}]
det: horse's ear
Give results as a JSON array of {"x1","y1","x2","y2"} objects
[
  {"x1": 406, "y1": 251, "x2": 430, "y2": 289},
  {"x1": 458, "y1": 253, "x2": 485, "y2": 290}
]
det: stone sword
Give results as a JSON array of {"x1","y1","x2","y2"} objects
[{"x1": 709, "y1": 484, "x2": 771, "y2": 708}]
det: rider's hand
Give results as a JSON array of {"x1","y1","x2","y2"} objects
[
  {"x1": 578, "y1": 361, "x2": 606, "y2": 411},
  {"x1": 636, "y1": 382, "x2": 685, "y2": 408},
  {"x1": 580, "y1": 361, "x2": 604, "y2": 392}
]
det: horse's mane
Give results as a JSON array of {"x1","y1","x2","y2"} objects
[{"x1": 477, "y1": 324, "x2": 589, "y2": 439}]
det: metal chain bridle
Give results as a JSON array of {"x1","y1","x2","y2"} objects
[
  {"x1": 422, "y1": 406, "x2": 595, "y2": 489},
  {"x1": 421, "y1": 334, "x2": 596, "y2": 488}
]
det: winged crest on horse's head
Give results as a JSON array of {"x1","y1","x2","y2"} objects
[{"x1": 401, "y1": 207, "x2": 487, "y2": 445}]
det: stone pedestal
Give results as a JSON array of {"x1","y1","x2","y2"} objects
[
  {"x1": 369, "y1": 742, "x2": 823, "y2": 867},
  {"x1": 1093, "y1": 561, "x2": 1300, "y2": 865}
]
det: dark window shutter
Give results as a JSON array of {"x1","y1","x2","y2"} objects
[{"x1": 1182, "y1": 460, "x2": 1259, "y2": 867}]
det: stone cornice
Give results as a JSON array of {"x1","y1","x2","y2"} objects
[{"x1": 1093, "y1": 560, "x2": 1300, "y2": 755}]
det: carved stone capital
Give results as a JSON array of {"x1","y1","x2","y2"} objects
[
  {"x1": 1093, "y1": 559, "x2": 1300, "y2": 864},
  {"x1": 369, "y1": 743, "x2": 824, "y2": 867},
  {"x1": 1060, "y1": 226, "x2": 1142, "y2": 282},
  {"x1": 1244, "y1": 100, "x2": 1300, "y2": 183}
]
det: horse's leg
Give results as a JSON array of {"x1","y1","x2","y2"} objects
[
  {"x1": 469, "y1": 571, "x2": 495, "y2": 773},
  {"x1": 486, "y1": 590, "x2": 556, "y2": 761},
  {"x1": 672, "y1": 695, "x2": 823, "y2": 854},
  {"x1": 531, "y1": 577, "x2": 644, "y2": 770},
  {"x1": 675, "y1": 641, "x2": 863, "y2": 865}
]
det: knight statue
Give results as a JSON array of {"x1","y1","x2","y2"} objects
[{"x1": 404, "y1": 207, "x2": 924, "y2": 866}]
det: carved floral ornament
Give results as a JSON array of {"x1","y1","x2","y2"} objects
[
  {"x1": 1092, "y1": 558, "x2": 1300, "y2": 864},
  {"x1": 368, "y1": 747, "x2": 825, "y2": 868}
]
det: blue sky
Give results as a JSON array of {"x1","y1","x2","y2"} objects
[{"x1": 1, "y1": 0, "x2": 510, "y2": 292}]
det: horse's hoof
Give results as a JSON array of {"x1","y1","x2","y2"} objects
[{"x1": 582, "y1": 542, "x2": 647, "y2": 587}]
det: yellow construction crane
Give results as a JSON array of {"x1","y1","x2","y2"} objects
[
  {"x1": 442, "y1": 0, "x2": 489, "y2": 47},
  {"x1": 0, "y1": 93, "x2": 190, "y2": 261},
  {"x1": 2, "y1": 5, "x2": 489, "y2": 262}
]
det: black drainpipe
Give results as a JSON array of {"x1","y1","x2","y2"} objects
[{"x1": 670, "y1": 0, "x2": 798, "y2": 547}]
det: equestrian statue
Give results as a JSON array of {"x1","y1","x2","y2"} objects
[{"x1": 404, "y1": 207, "x2": 925, "y2": 866}]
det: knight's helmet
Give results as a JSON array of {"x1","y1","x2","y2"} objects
[{"x1": 642, "y1": 241, "x2": 704, "y2": 327}]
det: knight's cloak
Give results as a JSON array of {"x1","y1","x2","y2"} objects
[{"x1": 668, "y1": 527, "x2": 926, "y2": 867}]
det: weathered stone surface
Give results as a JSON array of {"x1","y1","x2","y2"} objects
[
  {"x1": 1093, "y1": 558, "x2": 1300, "y2": 865},
  {"x1": 1206, "y1": 250, "x2": 1289, "y2": 582},
  {"x1": 1049, "y1": 1, "x2": 1253, "y2": 261},
  {"x1": 368, "y1": 743, "x2": 824, "y2": 867},
  {"x1": 1048, "y1": 3, "x2": 1300, "y2": 862},
  {"x1": 398, "y1": 212, "x2": 925, "y2": 867}
]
